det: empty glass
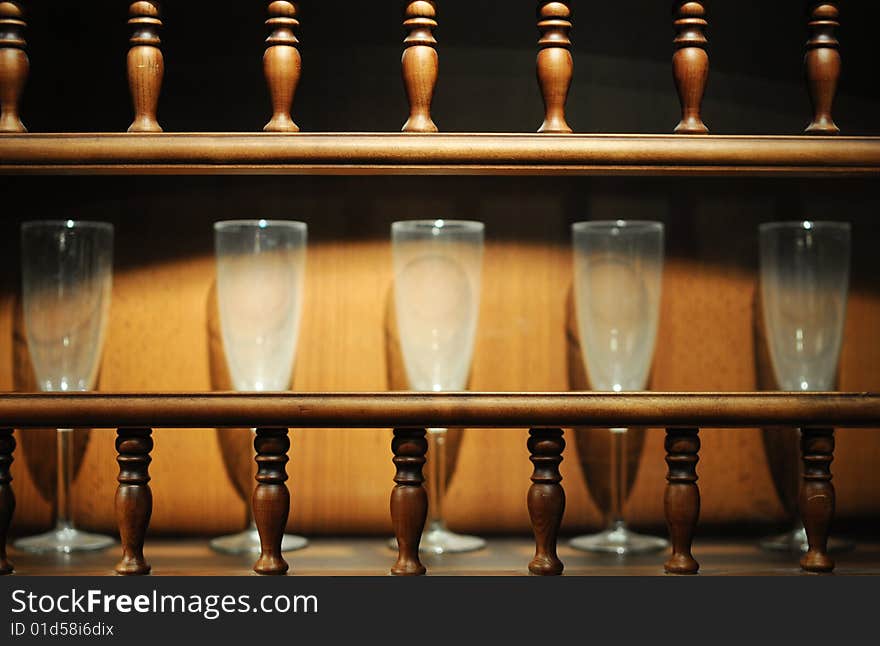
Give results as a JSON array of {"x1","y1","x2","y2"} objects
[
  {"x1": 570, "y1": 220, "x2": 668, "y2": 554},
  {"x1": 15, "y1": 220, "x2": 115, "y2": 553},
  {"x1": 210, "y1": 220, "x2": 309, "y2": 555},
  {"x1": 391, "y1": 219, "x2": 485, "y2": 554},
  {"x1": 758, "y1": 221, "x2": 851, "y2": 553}
]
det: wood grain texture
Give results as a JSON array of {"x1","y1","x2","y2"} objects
[
  {"x1": 800, "y1": 427, "x2": 835, "y2": 572},
  {"x1": 115, "y1": 427, "x2": 152, "y2": 575},
  {"x1": 263, "y1": 1, "x2": 301, "y2": 133},
  {"x1": 805, "y1": 2, "x2": 840, "y2": 135},
  {"x1": 0, "y1": 427, "x2": 14, "y2": 574},
  {"x1": 1, "y1": 191, "x2": 878, "y2": 539},
  {"x1": 252, "y1": 427, "x2": 290, "y2": 575},
  {"x1": 401, "y1": 1, "x2": 438, "y2": 133},
  {"x1": 663, "y1": 427, "x2": 700, "y2": 574},
  {"x1": 127, "y1": 2, "x2": 163, "y2": 133},
  {"x1": 527, "y1": 428, "x2": 565, "y2": 575},
  {"x1": 536, "y1": 2, "x2": 573, "y2": 134},
  {"x1": 0, "y1": 1, "x2": 27, "y2": 133},
  {"x1": 672, "y1": 1, "x2": 709, "y2": 134},
  {"x1": 390, "y1": 428, "x2": 427, "y2": 575},
  {"x1": 2, "y1": 134, "x2": 880, "y2": 176}
]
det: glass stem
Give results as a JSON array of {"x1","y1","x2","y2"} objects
[
  {"x1": 608, "y1": 428, "x2": 628, "y2": 530},
  {"x1": 56, "y1": 428, "x2": 74, "y2": 531},
  {"x1": 427, "y1": 428, "x2": 448, "y2": 533}
]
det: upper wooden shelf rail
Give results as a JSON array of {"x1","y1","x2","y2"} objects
[
  {"x1": 0, "y1": 2, "x2": 859, "y2": 178},
  {"x1": 1, "y1": 133, "x2": 879, "y2": 176},
  {"x1": 0, "y1": 391, "x2": 878, "y2": 428},
  {"x1": 0, "y1": 391, "x2": 877, "y2": 578}
]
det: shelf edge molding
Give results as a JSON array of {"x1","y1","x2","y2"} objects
[
  {"x1": 0, "y1": 392, "x2": 877, "y2": 429},
  {"x1": 1, "y1": 133, "x2": 880, "y2": 176}
]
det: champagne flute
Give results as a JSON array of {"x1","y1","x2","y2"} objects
[
  {"x1": 15, "y1": 220, "x2": 115, "y2": 553},
  {"x1": 569, "y1": 220, "x2": 668, "y2": 554},
  {"x1": 210, "y1": 220, "x2": 308, "y2": 555},
  {"x1": 758, "y1": 221, "x2": 851, "y2": 553},
  {"x1": 391, "y1": 219, "x2": 485, "y2": 554}
]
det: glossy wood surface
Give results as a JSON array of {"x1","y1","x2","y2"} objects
[
  {"x1": 536, "y1": 2, "x2": 573, "y2": 134},
  {"x1": 672, "y1": 2, "x2": 709, "y2": 134},
  {"x1": 5, "y1": 537, "x2": 880, "y2": 577},
  {"x1": 0, "y1": 1, "x2": 27, "y2": 133},
  {"x1": 1, "y1": 134, "x2": 880, "y2": 175},
  {"x1": 263, "y1": 1, "x2": 301, "y2": 133},
  {"x1": 127, "y1": 2, "x2": 163, "y2": 133},
  {"x1": 114, "y1": 427, "x2": 152, "y2": 575}
]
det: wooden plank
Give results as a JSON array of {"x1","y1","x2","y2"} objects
[{"x1": 1, "y1": 134, "x2": 880, "y2": 176}]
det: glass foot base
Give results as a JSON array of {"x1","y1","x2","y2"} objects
[
  {"x1": 570, "y1": 524, "x2": 668, "y2": 555},
  {"x1": 14, "y1": 526, "x2": 115, "y2": 554},
  {"x1": 209, "y1": 528, "x2": 308, "y2": 555},
  {"x1": 388, "y1": 526, "x2": 487, "y2": 555},
  {"x1": 759, "y1": 526, "x2": 855, "y2": 554}
]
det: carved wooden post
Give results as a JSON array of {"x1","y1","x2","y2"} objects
[
  {"x1": 264, "y1": 1, "x2": 301, "y2": 132},
  {"x1": 0, "y1": 428, "x2": 15, "y2": 575},
  {"x1": 527, "y1": 428, "x2": 565, "y2": 575},
  {"x1": 127, "y1": 1, "x2": 163, "y2": 133},
  {"x1": 664, "y1": 427, "x2": 700, "y2": 574},
  {"x1": 401, "y1": 1, "x2": 438, "y2": 133},
  {"x1": 804, "y1": 2, "x2": 840, "y2": 135},
  {"x1": 253, "y1": 427, "x2": 290, "y2": 575},
  {"x1": 115, "y1": 427, "x2": 153, "y2": 575},
  {"x1": 0, "y1": 1, "x2": 27, "y2": 132},
  {"x1": 536, "y1": 2, "x2": 573, "y2": 134},
  {"x1": 672, "y1": 2, "x2": 709, "y2": 134},
  {"x1": 391, "y1": 428, "x2": 428, "y2": 575},
  {"x1": 800, "y1": 427, "x2": 835, "y2": 573}
]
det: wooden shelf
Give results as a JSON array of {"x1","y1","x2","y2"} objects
[
  {"x1": 1, "y1": 133, "x2": 880, "y2": 176},
  {"x1": 2, "y1": 391, "x2": 878, "y2": 428}
]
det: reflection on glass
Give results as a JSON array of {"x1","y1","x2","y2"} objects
[
  {"x1": 759, "y1": 221, "x2": 851, "y2": 553},
  {"x1": 570, "y1": 220, "x2": 668, "y2": 555},
  {"x1": 391, "y1": 219, "x2": 485, "y2": 554},
  {"x1": 15, "y1": 220, "x2": 115, "y2": 553},
  {"x1": 210, "y1": 220, "x2": 309, "y2": 555}
]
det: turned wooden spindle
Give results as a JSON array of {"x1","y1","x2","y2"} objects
[
  {"x1": 527, "y1": 428, "x2": 565, "y2": 575},
  {"x1": 804, "y1": 2, "x2": 840, "y2": 135},
  {"x1": 0, "y1": 428, "x2": 15, "y2": 575},
  {"x1": 672, "y1": 2, "x2": 709, "y2": 134},
  {"x1": 800, "y1": 427, "x2": 835, "y2": 573},
  {"x1": 0, "y1": 1, "x2": 27, "y2": 133},
  {"x1": 253, "y1": 427, "x2": 291, "y2": 575},
  {"x1": 264, "y1": 1, "x2": 301, "y2": 132},
  {"x1": 536, "y1": 2, "x2": 573, "y2": 134},
  {"x1": 401, "y1": 1, "x2": 438, "y2": 133},
  {"x1": 664, "y1": 427, "x2": 700, "y2": 574},
  {"x1": 391, "y1": 428, "x2": 428, "y2": 576},
  {"x1": 115, "y1": 427, "x2": 153, "y2": 576},
  {"x1": 127, "y1": 1, "x2": 164, "y2": 133}
]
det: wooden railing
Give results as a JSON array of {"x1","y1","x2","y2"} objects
[
  {"x1": 1, "y1": 392, "x2": 878, "y2": 576},
  {"x1": 0, "y1": 2, "x2": 871, "y2": 179}
]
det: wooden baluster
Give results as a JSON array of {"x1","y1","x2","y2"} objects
[
  {"x1": 672, "y1": 2, "x2": 709, "y2": 134},
  {"x1": 664, "y1": 427, "x2": 700, "y2": 574},
  {"x1": 401, "y1": 1, "x2": 438, "y2": 133},
  {"x1": 804, "y1": 2, "x2": 840, "y2": 135},
  {"x1": 0, "y1": 1, "x2": 27, "y2": 133},
  {"x1": 0, "y1": 428, "x2": 15, "y2": 575},
  {"x1": 115, "y1": 427, "x2": 153, "y2": 575},
  {"x1": 127, "y1": 1, "x2": 163, "y2": 133},
  {"x1": 390, "y1": 428, "x2": 428, "y2": 575},
  {"x1": 536, "y1": 2, "x2": 573, "y2": 134},
  {"x1": 800, "y1": 427, "x2": 835, "y2": 573},
  {"x1": 253, "y1": 427, "x2": 290, "y2": 575},
  {"x1": 264, "y1": 1, "x2": 301, "y2": 132},
  {"x1": 527, "y1": 428, "x2": 565, "y2": 575}
]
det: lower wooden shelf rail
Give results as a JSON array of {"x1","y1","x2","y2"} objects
[{"x1": 0, "y1": 392, "x2": 878, "y2": 577}]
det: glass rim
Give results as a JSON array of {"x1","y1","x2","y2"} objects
[
  {"x1": 214, "y1": 219, "x2": 307, "y2": 231},
  {"x1": 759, "y1": 220, "x2": 851, "y2": 233},
  {"x1": 22, "y1": 220, "x2": 113, "y2": 232},
  {"x1": 572, "y1": 220, "x2": 663, "y2": 233},
  {"x1": 392, "y1": 219, "x2": 485, "y2": 233}
]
